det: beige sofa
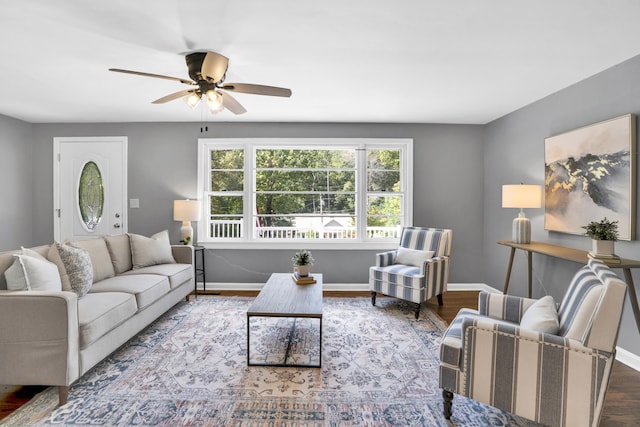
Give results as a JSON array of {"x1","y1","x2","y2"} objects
[{"x1": 0, "y1": 231, "x2": 194, "y2": 405}]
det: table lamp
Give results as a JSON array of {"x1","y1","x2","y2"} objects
[
  {"x1": 502, "y1": 184, "x2": 542, "y2": 244},
  {"x1": 173, "y1": 199, "x2": 201, "y2": 244}
]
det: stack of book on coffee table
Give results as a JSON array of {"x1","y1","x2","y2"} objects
[{"x1": 291, "y1": 272, "x2": 316, "y2": 284}]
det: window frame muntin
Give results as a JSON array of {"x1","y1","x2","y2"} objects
[
  {"x1": 253, "y1": 144, "x2": 357, "y2": 237},
  {"x1": 197, "y1": 138, "x2": 413, "y2": 249}
]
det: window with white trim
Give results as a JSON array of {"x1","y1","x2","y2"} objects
[{"x1": 197, "y1": 138, "x2": 412, "y2": 247}]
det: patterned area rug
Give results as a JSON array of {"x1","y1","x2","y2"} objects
[{"x1": 2, "y1": 297, "x2": 538, "y2": 426}]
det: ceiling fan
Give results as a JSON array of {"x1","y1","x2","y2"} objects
[{"x1": 109, "y1": 51, "x2": 292, "y2": 115}]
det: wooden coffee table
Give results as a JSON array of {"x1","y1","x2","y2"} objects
[{"x1": 246, "y1": 272, "x2": 323, "y2": 367}]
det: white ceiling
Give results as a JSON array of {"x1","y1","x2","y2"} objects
[{"x1": 1, "y1": 0, "x2": 640, "y2": 124}]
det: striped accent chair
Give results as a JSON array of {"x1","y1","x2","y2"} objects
[
  {"x1": 369, "y1": 227, "x2": 452, "y2": 319},
  {"x1": 439, "y1": 259, "x2": 627, "y2": 427}
]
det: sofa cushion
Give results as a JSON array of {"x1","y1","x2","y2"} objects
[
  {"x1": 48, "y1": 242, "x2": 93, "y2": 297},
  {"x1": 4, "y1": 254, "x2": 62, "y2": 291},
  {"x1": 71, "y1": 238, "x2": 116, "y2": 283},
  {"x1": 129, "y1": 230, "x2": 176, "y2": 269},
  {"x1": 104, "y1": 234, "x2": 133, "y2": 274},
  {"x1": 440, "y1": 308, "x2": 481, "y2": 368},
  {"x1": 121, "y1": 263, "x2": 193, "y2": 289},
  {"x1": 370, "y1": 264, "x2": 423, "y2": 288},
  {"x1": 89, "y1": 274, "x2": 171, "y2": 310},
  {"x1": 440, "y1": 308, "x2": 520, "y2": 368},
  {"x1": 77, "y1": 292, "x2": 137, "y2": 349}
]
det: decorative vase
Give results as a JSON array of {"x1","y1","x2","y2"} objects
[
  {"x1": 591, "y1": 239, "x2": 615, "y2": 256},
  {"x1": 295, "y1": 264, "x2": 310, "y2": 277}
]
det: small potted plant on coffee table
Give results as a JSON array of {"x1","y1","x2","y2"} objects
[
  {"x1": 582, "y1": 217, "x2": 619, "y2": 258},
  {"x1": 292, "y1": 249, "x2": 314, "y2": 277}
]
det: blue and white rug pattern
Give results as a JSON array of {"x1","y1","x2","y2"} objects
[{"x1": 2, "y1": 297, "x2": 538, "y2": 426}]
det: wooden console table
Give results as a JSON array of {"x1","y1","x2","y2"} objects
[{"x1": 497, "y1": 240, "x2": 640, "y2": 333}]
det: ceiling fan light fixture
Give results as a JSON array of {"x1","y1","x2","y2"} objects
[
  {"x1": 184, "y1": 92, "x2": 201, "y2": 109},
  {"x1": 109, "y1": 51, "x2": 291, "y2": 116},
  {"x1": 206, "y1": 89, "x2": 224, "y2": 113}
]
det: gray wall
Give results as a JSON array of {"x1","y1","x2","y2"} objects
[
  {"x1": 25, "y1": 122, "x2": 484, "y2": 284},
  {"x1": 0, "y1": 115, "x2": 33, "y2": 248},
  {"x1": 2, "y1": 54, "x2": 639, "y2": 357},
  {"x1": 483, "y1": 53, "x2": 640, "y2": 356}
]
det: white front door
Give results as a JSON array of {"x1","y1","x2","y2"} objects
[{"x1": 54, "y1": 136, "x2": 128, "y2": 242}]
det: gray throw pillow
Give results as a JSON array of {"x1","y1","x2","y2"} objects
[{"x1": 49, "y1": 242, "x2": 93, "y2": 297}]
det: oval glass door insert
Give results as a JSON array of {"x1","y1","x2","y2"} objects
[{"x1": 78, "y1": 161, "x2": 104, "y2": 231}]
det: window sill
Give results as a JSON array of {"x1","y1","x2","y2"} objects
[{"x1": 194, "y1": 241, "x2": 398, "y2": 251}]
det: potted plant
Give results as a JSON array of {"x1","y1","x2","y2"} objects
[
  {"x1": 292, "y1": 249, "x2": 314, "y2": 277},
  {"x1": 582, "y1": 217, "x2": 619, "y2": 256}
]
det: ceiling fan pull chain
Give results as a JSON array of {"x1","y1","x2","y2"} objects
[{"x1": 200, "y1": 99, "x2": 205, "y2": 133}]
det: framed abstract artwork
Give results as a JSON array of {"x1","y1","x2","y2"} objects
[{"x1": 544, "y1": 114, "x2": 636, "y2": 240}]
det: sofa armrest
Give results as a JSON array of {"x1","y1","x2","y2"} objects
[
  {"x1": 420, "y1": 255, "x2": 448, "y2": 273},
  {"x1": 0, "y1": 290, "x2": 80, "y2": 386},
  {"x1": 477, "y1": 290, "x2": 537, "y2": 323},
  {"x1": 419, "y1": 256, "x2": 450, "y2": 292},
  {"x1": 172, "y1": 245, "x2": 194, "y2": 265},
  {"x1": 460, "y1": 316, "x2": 613, "y2": 427},
  {"x1": 375, "y1": 250, "x2": 397, "y2": 267}
]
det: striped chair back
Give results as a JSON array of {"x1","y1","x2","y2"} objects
[
  {"x1": 399, "y1": 227, "x2": 452, "y2": 258},
  {"x1": 558, "y1": 259, "x2": 627, "y2": 352}
]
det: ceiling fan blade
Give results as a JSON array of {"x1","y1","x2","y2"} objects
[
  {"x1": 201, "y1": 51, "x2": 229, "y2": 82},
  {"x1": 152, "y1": 89, "x2": 196, "y2": 104},
  {"x1": 109, "y1": 68, "x2": 194, "y2": 85},
  {"x1": 221, "y1": 83, "x2": 292, "y2": 97},
  {"x1": 220, "y1": 92, "x2": 247, "y2": 115}
]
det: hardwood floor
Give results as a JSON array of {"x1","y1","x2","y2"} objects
[{"x1": 1, "y1": 290, "x2": 639, "y2": 425}]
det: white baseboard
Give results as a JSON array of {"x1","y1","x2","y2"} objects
[
  {"x1": 199, "y1": 282, "x2": 501, "y2": 293},
  {"x1": 447, "y1": 283, "x2": 502, "y2": 293},
  {"x1": 615, "y1": 346, "x2": 640, "y2": 371},
  {"x1": 198, "y1": 281, "x2": 640, "y2": 371}
]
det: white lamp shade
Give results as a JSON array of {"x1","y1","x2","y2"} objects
[
  {"x1": 173, "y1": 200, "x2": 201, "y2": 221},
  {"x1": 502, "y1": 185, "x2": 542, "y2": 209}
]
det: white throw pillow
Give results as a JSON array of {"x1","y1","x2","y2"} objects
[
  {"x1": 394, "y1": 247, "x2": 435, "y2": 267},
  {"x1": 4, "y1": 254, "x2": 62, "y2": 291},
  {"x1": 21, "y1": 246, "x2": 48, "y2": 261},
  {"x1": 129, "y1": 230, "x2": 176, "y2": 269},
  {"x1": 520, "y1": 295, "x2": 559, "y2": 334}
]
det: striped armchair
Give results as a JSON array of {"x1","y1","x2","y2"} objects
[
  {"x1": 439, "y1": 259, "x2": 627, "y2": 427},
  {"x1": 369, "y1": 227, "x2": 452, "y2": 319}
]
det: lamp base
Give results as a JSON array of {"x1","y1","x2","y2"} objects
[
  {"x1": 180, "y1": 222, "x2": 193, "y2": 245},
  {"x1": 512, "y1": 216, "x2": 531, "y2": 244}
]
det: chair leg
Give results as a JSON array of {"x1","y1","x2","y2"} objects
[
  {"x1": 437, "y1": 293, "x2": 444, "y2": 306},
  {"x1": 58, "y1": 386, "x2": 69, "y2": 406},
  {"x1": 415, "y1": 302, "x2": 421, "y2": 319},
  {"x1": 370, "y1": 291, "x2": 377, "y2": 306},
  {"x1": 443, "y1": 389, "x2": 453, "y2": 419}
]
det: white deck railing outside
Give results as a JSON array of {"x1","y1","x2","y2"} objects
[{"x1": 209, "y1": 220, "x2": 399, "y2": 240}]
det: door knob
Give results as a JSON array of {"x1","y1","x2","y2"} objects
[
  {"x1": 114, "y1": 223, "x2": 121, "y2": 228},
  {"x1": 115, "y1": 213, "x2": 121, "y2": 218}
]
